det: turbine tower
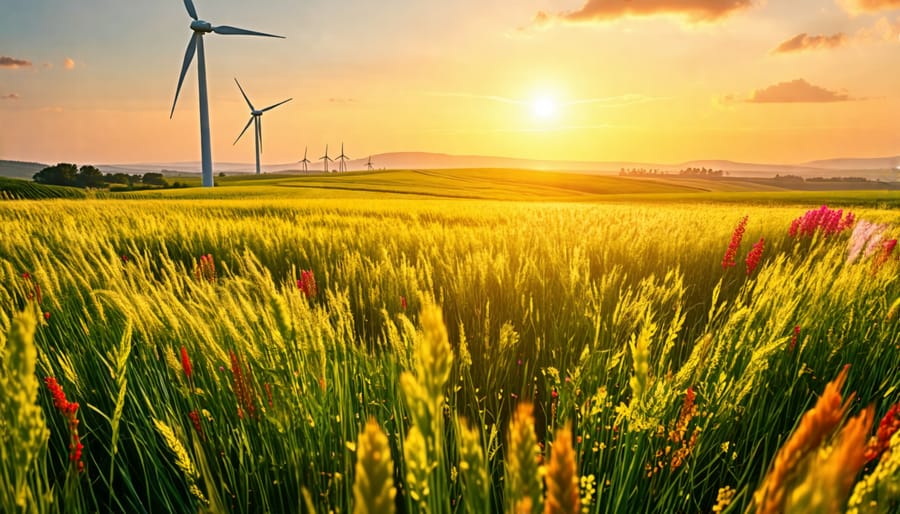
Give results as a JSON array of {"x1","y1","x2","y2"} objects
[
  {"x1": 336, "y1": 142, "x2": 349, "y2": 173},
  {"x1": 170, "y1": 0, "x2": 284, "y2": 187},
  {"x1": 320, "y1": 145, "x2": 333, "y2": 173},
  {"x1": 366, "y1": 156, "x2": 374, "y2": 171},
  {"x1": 233, "y1": 79, "x2": 292, "y2": 176},
  {"x1": 299, "y1": 146, "x2": 311, "y2": 173}
]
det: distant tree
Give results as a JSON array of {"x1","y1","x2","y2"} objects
[
  {"x1": 34, "y1": 163, "x2": 78, "y2": 186},
  {"x1": 141, "y1": 172, "x2": 167, "y2": 187},
  {"x1": 76, "y1": 165, "x2": 104, "y2": 188},
  {"x1": 219, "y1": 172, "x2": 226, "y2": 178},
  {"x1": 104, "y1": 172, "x2": 134, "y2": 185}
]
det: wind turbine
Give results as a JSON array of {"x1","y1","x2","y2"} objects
[
  {"x1": 320, "y1": 145, "x2": 333, "y2": 173},
  {"x1": 170, "y1": 0, "x2": 284, "y2": 187},
  {"x1": 298, "y1": 146, "x2": 311, "y2": 173},
  {"x1": 233, "y1": 79, "x2": 292, "y2": 176},
  {"x1": 366, "y1": 156, "x2": 374, "y2": 171},
  {"x1": 336, "y1": 142, "x2": 350, "y2": 172}
]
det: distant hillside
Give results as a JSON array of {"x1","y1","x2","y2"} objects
[
  {"x1": 0, "y1": 160, "x2": 47, "y2": 180},
  {"x1": 802, "y1": 156, "x2": 900, "y2": 171},
  {"x1": 7, "y1": 152, "x2": 900, "y2": 182}
]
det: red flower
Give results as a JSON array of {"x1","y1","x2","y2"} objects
[
  {"x1": 188, "y1": 410, "x2": 204, "y2": 439},
  {"x1": 297, "y1": 270, "x2": 318, "y2": 299},
  {"x1": 400, "y1": 295, "x2": 407, "y2": 310},
  {"x1": 865, "y1": 403, "x2": 900, "y2": 462},
  {"x1": 44, "y1": 311, "x2": 51, "y2": 321},
  {"x1": 230, "y1": 351, "x2": 258, "y2": 420},
  {"x1": 745, "y1": 238, "x2": 765, "y2": 275},
  {"x1": 22, "y1": 272, "x2": 31, "y2": 280},
  {"x1": 789, "y1": 325, "x2": 800, "y2": 352},
  {"x1": 45, "y1": 377, "x2": 85, "y2": 473},
  {"x1": 45, "y1": 377, "x2": 70, "y2": 411},
  {"x1": 722, "y1": 216, "x2": 748, "y2": 269},
  {"x1": 194, "y1": 254, "x2": 217, "y2": 283},
  {"x1": 180, "y1": 346, "x2": 192, "y2": 380}
]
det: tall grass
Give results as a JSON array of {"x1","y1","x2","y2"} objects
[{"x1": 0, "y1": 197, "x2": 897, "y2": 513}]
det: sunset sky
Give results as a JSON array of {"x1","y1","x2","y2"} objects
[{"x1": 2, "y1": 0, "x2": 900, "y2": 167}]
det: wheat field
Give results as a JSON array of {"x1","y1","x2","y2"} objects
[{"x1": 1, "y1": 192, "x2": 899, "y2": 513}]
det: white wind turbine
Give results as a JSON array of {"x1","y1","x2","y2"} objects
[
  {"x1": 299, "y1": 146, "x2": 312, "y2": 173},
  {"x1": 320, "y1": 145, "x2": 334, "y2": 173},
  {"x1": 366, "y1": 156, "x2": 374, "y2": 171},
  {"x1": 233, "y1": 79, "x2": 292, "y2": 176},
  {"x1": 170, "y1": 0, "x2": 284, "y2": 187},
  {"x1": 336, "y1": 142, "x2": 350, "y2": 172}
]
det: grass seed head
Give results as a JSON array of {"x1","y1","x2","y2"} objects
[
  {"x1": 544, "y1": 423, "x2": 579, "y2": 514},
  {"x1": 353, "y1": 418, "x2": 396, "y2": 514},
  {"x1": 505, "y1": 403, "x2": 543, "y2": 513}
]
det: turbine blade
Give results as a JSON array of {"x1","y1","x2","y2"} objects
[
  {"x1": 183, "y1": 0, "x2": 198, "y2": 20},
  {"x1": 234, "y1": 116, "x2": 254, "y2": 145},
  {"x1": 213, "y1": 25, "x2": 285, "y2": 38},
  {"x1": 234, "y1": 78, "x2": 255, "y2": 111},
  {"x1": 170, "y1": 33, "x2": 199, "y2": 118},
  {"x1": 261, "y1": 98, "x2": 292, "y2": 112}
]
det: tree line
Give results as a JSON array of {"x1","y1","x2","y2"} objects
[
  {"x1": 33, "y1": 163, "x2": 186, "y2": 190},
  {"x1": 618, "y1": 167, "x2": 725, "y2": 177}
]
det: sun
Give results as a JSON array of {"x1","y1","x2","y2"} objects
[{"x1": 532, "y1": 97, "x2": 558, "y2": 119}]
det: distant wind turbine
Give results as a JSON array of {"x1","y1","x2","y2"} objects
[
  {"x1": 336, "y1": 142, "x2": 350, "y2": 172},
  {"x1": 320, "y1": 145, "x2": 333, "y2": 173},
  {"x1": 366, "y1": 156, "x2": 374, "y2": 171},
  {"x1": 170, "y1": 0, "x2": 284, "y2": 187},
  {"x1": 299, "y1": 146, "x2": 311, "y2": 173},
  {"x1": 233, "y1": 79, "x2": 292, "y2": 176}
]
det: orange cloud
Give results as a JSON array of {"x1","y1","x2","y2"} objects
[
  {"x1": 839, "y1": 0, "x2": 900, "y2": 13},
  {"x1": 772, "y1": 33, "x2": 849, "y2": 53},
  {"x1": 533, "y1": 0, "x2": 755, "y2": 26},
  {"x1": 64, "y1": 57, "x2": 75, "y2": 70},
  {"x1": 858, "y1": 16, "x2": 900, "y2": 41},
  {"x1": 773, "y1": 16, "x2": 900, "y2": 54},
  {"x1": 747, "y1": 79, "x2": 853, "y2": 103},
  {"x1": 0, "y1": 56, "x2": 32, "y2": 68}
]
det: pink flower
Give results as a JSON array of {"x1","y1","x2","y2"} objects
[
  {"x1": 745, "y1": 238, "x2": 765, "y2": 275},
  {"x1": 789, "y1": 205, "x2": 855, "y2": 238},
  {"x1": 722, "y1": 216, "x2": 748, "y2": 269}
]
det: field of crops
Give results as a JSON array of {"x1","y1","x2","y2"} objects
[{"x1": 1, "y1": 183, "x2": 899, "y2": 513}]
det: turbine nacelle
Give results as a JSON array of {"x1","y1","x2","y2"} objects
[
  {"x1": 190, "y1": 20, "x2": 213, "y2": 32},
  {"x1": 251, "y1": 110, "x2": 263, "y2": 116}
]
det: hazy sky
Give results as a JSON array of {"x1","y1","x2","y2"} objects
[{"x1": 2, "y1": 0, "x2": 899, "y2": 166}]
